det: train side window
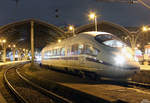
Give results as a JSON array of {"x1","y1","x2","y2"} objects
[
  {"x1": 44, "y1": 51, "x2": 49, "y2": 59},
  {"x1": 59, "y1": 48, "x2": 62, "y2": 56},
  {"x1": 61, "y1": 48, "x2": 65, "y2": 56},
  {"x1": 148, "y1": 49, "x2": 150, "y2": 54},
  {"x1": 56, "y1": 48, "x2": 61, "y2": 56},
  {"x1": 49, "y1": 50, "x2": 52, "y2": 56},
  {"x1": 84, "y1": 45, "x2": 93, "y2": 55},
  {"x1": 71, "y1": 44, "x2": 78, "y2": 55},
  {"x1": 78, "y1": 44, "x2": 84, "y2": 54},
  {"x1": 47, "y1": 50, "x2": 51, "y2": 56},
  {"x1": 52, "y1": 49, "x2": 54, "y2": 56},
  {"x1": 93, "y1": 48, "x2": 100, "y2": 56},
  {"x1": 53, "y1": 49, "x2": 57, "y2": 56},
  {"x1": 48, "y1": 50, "x2": 50, "y2": 56},
  {"x1": 67, "y1": 48, "x2": 70, "y2": 55},
  {"x1": 44, "y1": 51, "x2": 47, "y2": 57}
]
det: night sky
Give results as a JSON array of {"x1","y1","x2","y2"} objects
[{"x1": 0, "y1": 0, "x2": 150, "y2": 27}]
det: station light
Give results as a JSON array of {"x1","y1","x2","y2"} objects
[
  {"x1": 2, "y1": 39, "x2": 6, "y2": 43},
  {"x1": 68, "y1": 25, "x2": 76, "y2": 36},
  {"x1": 137, "y1": 44, "x2": 140, "y2": 47},
  {"x1": 142, "y1": 26, "x2": 150, "y2": 32},
  {"x1": 124, "y1": 37, "x2": 128, "y2": 40},
  {"x1": 13, "y1": 44, "x2": 16, "y2": 48},
  {"x1": 8, "y1": 45, "x2": 11, "y2": 48},
  {"x1": 88, "y1": 12, "x2": 96, "y2": 20},
  {"x1": 134, "y1": 47, "x2": 138, "y2": 50},
  {"x1": 69, "y1": 25, "x2": 74, "y2": 31},
  {"x1": 58, "y1": 39, "x2": 61, "y2": 43},
  {"x1": 88, "y1": 12, "x2": 98, "y2": 31}
]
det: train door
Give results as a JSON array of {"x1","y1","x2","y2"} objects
[
  {"x1": 66, "y1": 47, "x2": 71, "y2": 66},
  {"x1": 71, "y1": 44, "x2": 78, "y2": 67},
  {"x1": 78, "y1": 44, "x2": 86, "y2": 68}
]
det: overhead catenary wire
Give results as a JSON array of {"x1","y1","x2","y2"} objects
[{"x1": 138, "y1": 0, "x2": 150, "y2": 9}]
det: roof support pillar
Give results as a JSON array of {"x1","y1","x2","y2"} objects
[{"x1": 31, "y1": 21, "x2": 34, "y2": 65}]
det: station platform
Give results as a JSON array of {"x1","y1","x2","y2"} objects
[
  {"x1": 140, "y1": 65, "x2": 150, "y2": 70},
  {"x1": 0, "y1": 60, "x2": 28, "y2": 66}
]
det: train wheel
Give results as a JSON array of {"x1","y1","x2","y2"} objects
[
  {"x1": 79, "y1": 71, "x2": 86, "y2": 79},
  {"x1": 90, "y1": 73, "x2": 99, "y2": 81},
  {"x1": 64, "y1": 67, "x2": 68, "y2": 72}
]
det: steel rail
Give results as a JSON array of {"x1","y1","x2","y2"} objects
[
  {"x1": 4, "y1": 65, "x2": 29, "y2": 103},
  {"x1": 16, "y1": 67, "x2": 73, "y2": 103},
  {"x1": 128, "y1": 80, "x2": 150, "y2": 89}
]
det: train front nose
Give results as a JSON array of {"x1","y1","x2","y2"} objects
[
  {"x1": 113, "y1": 56, "x2": 140, "y2": 78},
  {"x1": 104, "y1": 61, "x2": 140, "y2": 79},
  {"x1": 109, "y1": 50, "x2": 140, "y2": 78},
  {"x1": 117, "y1": 65, "x2": 140, "y2": 79}
]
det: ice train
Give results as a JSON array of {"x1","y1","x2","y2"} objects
[{"x1": 41, "y1": 31, "x2": 140, "y2": 80}]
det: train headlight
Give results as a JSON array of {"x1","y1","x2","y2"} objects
[
  {"x1": 114, "y1": 55, "x2": 125, "y2": 65},
  {"x1": 126, "y1": 53, "x2": 133, "y2": 59}
]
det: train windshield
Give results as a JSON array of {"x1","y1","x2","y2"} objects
[{"x1": 95, "y1": 34, "x2": 126, "y2": 48}]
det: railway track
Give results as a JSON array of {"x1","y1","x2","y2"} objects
[
  {"x1": 4, "y1": 64, "x2": 72, "y2": 103},
  {"x1": 19, "y1": 64, "x2": 150, "y2": 103},
  {"x1": 45, "y1": 66, "x2": 150, "y2": 90},
  {"x1": 57, "y1": 67, "x2": 150, "y2": 90},
  {"x1": 94, "y1": 78, "x2": 150, "y2": 91},
  {"x1": 4, "y1": 63, "x2": 150, "y2": 103},
  {"x1": 127, "y1": 80, "x2": 150, "y2": 89}
]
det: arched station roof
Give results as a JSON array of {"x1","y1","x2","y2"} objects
[
  {"x1": 0, "y1": 19, "x2": 65, "y2": 50},
  {"x1": 0, "y1": 19, "x2": 132, "y2": 51},
  {"x1": 75, "y1": 21, "x2": 130, "y2": 38}
]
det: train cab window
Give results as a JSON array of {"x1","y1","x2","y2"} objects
[{"x1": 95, "y1": 34, "x2": 126, "y2": 48}]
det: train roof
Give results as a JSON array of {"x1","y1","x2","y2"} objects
[
  {"x1": 43, "y1": 31, "x2": 112, "y2": 49},
  {"x1": 81, "y1": 31, "x2": 111, "y2": 37}
]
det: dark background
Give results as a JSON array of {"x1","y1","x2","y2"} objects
[{"x1": 0, "y1": 0, "x2": 150, "y2": 27}]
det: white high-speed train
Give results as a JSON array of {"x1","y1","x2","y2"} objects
[{"x1": 41, "y1": 31, "x2": 140, "y2": 80}]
